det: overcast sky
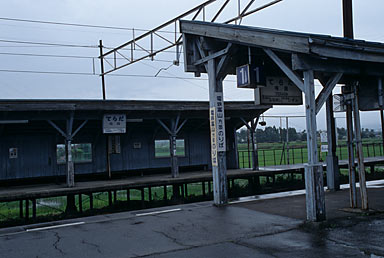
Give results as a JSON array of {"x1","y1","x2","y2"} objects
[{"x1": 0, "y1": 0, "x2": 383, "y2": 130}]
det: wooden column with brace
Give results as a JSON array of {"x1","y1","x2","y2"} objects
[
  {"x1": 207, "y1": 56, "x2": 228, "y2": 205},
  {"x1": 157, "y1": 115, "x2": 188, "y2": 178},
  {"x1": 191, "y1": 40, "x2": 233, "y2": 205},
  {"x1": 304, "y1": 70, "x2": 326, "y2": 221},
  {"x1": 65, "y1": 113, "x2": 75, "y2": 187},
  {"x1": 48, "y1": 114, "x2": 88, "y2": 188},
  {"x1": 318, "y1": 73, "x2": 343, "y2": 191}
]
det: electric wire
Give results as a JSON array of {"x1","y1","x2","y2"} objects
[
  {"x1": 0, "y1": 52, "x2": 182, "y2": 64},
  {"x1": 0, "y1": 16, "x2": 177, "y2": 34}
]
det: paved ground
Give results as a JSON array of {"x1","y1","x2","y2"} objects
[{"x1": 0, "y1": 181, "x2": 384, "y2": 258}]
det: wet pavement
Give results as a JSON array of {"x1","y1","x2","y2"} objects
[{"x1": 0, "y1": 180, "x2": 383, "y2": 257}]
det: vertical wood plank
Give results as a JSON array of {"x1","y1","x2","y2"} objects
[{"x1": 304, "y1": 70, "x2": 326, "y2": 221}]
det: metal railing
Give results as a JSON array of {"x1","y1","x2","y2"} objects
[{"x1": 238, "y1": 141, "x2": 384, "y2": 168}]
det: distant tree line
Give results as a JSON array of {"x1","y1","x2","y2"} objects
[{"x1": 237, "y1": 126, "x2": 379, "y2": 144}]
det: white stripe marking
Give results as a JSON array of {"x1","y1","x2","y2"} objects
[
  {"x1": 135, "y1": 208, "x2": 182, "y2": 217},
  {"x1": 26, "y1": 222, "x2": 85, "y2": 232}
]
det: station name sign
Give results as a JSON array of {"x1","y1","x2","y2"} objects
[
  {"x1": 103, "y1": 114, "x2": 126, "y2": 134},
  {"x1": 255, "y1": 77, "x2": 303, "y2": 105}
]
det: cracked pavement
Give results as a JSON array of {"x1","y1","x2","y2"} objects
[{"x1": 0, "y1": 187, "x2": 383, "y2": 257}]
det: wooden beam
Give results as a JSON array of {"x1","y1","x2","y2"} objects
[
  {"x1": 193, "y1": 46, "x2": 230, "y2": 66},
  {"x1": 264, "y1": 49, "x2": 305, "y2": 92},
  {"x1": 72, "y1": 120, "x2": 88, "y2": 139},
  {"x1": 239, "y1": 117, "x2": 251, "y2": 130},
  {"x1": 181, "y1": 21, "x2": 310, "y2": 54},
  {"x1": 315, "y1": 73, "x2": 343, "y2": 115},
  {"x1": 292, "y1": 53, "x2": 384, "y2": 76},
  {"x1": 156, "y1": 119, "x2": 172, "y2": 135},
  {"x1": 310, "y1": 45, "x2": 384, "y2": 64},
  {"x1": 176, "y1": 119, "x2": 188, "y2": 134},
  {"x1": 47, "y1": 120, "x2": 66, "y2": 138}
]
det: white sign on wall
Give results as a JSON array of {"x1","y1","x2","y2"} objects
[{"x1": 103, "y1": 114, "x2": 126, "y2": 134}]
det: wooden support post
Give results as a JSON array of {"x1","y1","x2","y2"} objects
[
  {"x1": 108, "y1": 191, "x2": 112, "y2": 206},
  {"x1": 89, "y1": 193, "x2": 93, "y2": 210},
  {"x1": 202, "y1": 181, "x2": 206, "y2": 196},
  {"x1": 106, "y1": 135, "x2": 111, "y2": 179},
  {"x1": 345, "y1": 90, "x2": 358, "y2": 208},
  {"x1": 181, "y1": 184, "x2": 185, "y2": 200},
  {"x1": 172, "y1": 184, "x2": 179, "y2": 201},
  {"x1": 240, "y1": 117, "x2": 259, "y2": 171},
  {"x1": 65, "y1": 139, "x2": 75, "y2": 187},
  {"x1": 157, "y1": 116, "x2": 187, "y2": 178},
  {"x1": 286, "y1": 117, "x2": 290, "y2": 164},
  {"x1": 326, "y1": 94, "x2": 340, "y2": 191},
  {"x1": 352, "y1": 85, "x2": 369, "y2": 210},
  {"x1": 32, "y1": 199, "x2": 37, "y2": 219},
  {"x1": 163, "y1": 186, "x2": 167, "y2": 201},
  {"x1": 78, "y1": 194, "x2": 83, "y2": 213},
  {"x1": 25, "y1": 200, "x2": 29, "y2": 221},
  {"x1": 141, "y1": 188, "x2": 145, "y2": 208},
  {"x1": 250, "y1": 119, "x2": 259, "y2": 170},
  {"x1": 304, "y1": 70, "x2": 326, "y2": 222},
  {"x1": 19, "y1": 200, "x2": 23, "y2": 218},
  {"x1": 207, "y1": 52, "x2": 228, "y2": 206},
  {"x1": 185, "y1": 184, "x2": 188, "y2": 198},
  {"x1": 370, "y1": 165, "x2": 375, "y2": 176},
  {"x1": 248, "y1": 177, "x2": 254, "y2": 194},
  {"x1": 66, "y1": 113, "x2": 75, "y2": 188},
  {"x1": 170, "y1": 133, "x2": 179, "y2": 178},
  {"x1": 113, "y1": 190, "x2": 117, "y2": 203},
  {"x1": 65, "y1": 194, "x2": 77, "y2": 214},
  {"x1": 380, "y1": 109, "x2": 384, "y2": 153},
  {"x1": 148, "y1": 187, "x2": 152, "y2": 202}
]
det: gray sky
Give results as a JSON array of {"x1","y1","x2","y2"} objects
[{"x1": 0, "y1": 0, "x2": 383, "y2": 130}]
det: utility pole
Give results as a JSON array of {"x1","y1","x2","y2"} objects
[{"x1": 99, "y1": 40, "x2": 111, "y2": 179}]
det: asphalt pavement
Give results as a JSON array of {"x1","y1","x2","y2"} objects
[{"x1": 1, "y1": 180, "x2": 384, "y2": 258}]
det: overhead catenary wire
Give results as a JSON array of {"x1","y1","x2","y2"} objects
[
  {"x1": 0, "y1": 39, "x2": 97, "y2": 48},
  {"x1": 0, "y1": 17, "x2": 177, "y2": 34},
  {"x1": 0, "y1": 52, "x2": 182, "y2": 64}
]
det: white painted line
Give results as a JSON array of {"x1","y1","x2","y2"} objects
[
  {"x1": 26, "y1": 222, "x2": 85, "y2": 232},
  {"x1": 135, "y1": 208, "x2": 182, "y2": 217}
]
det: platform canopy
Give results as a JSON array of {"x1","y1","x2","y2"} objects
[
  {"x1": 180, "y1": 20, "x2": 384, "y2": 222},
  {"x1": 181, "y1": 20, "x2": 384, "y2": 79}
]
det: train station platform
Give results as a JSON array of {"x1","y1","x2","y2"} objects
[
  {"x1": 1, "y1": 156, "x2": 383, "y2": 203},
  {"x1": 0, "y1": 180, "x2": 383, "y2": 257}
]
